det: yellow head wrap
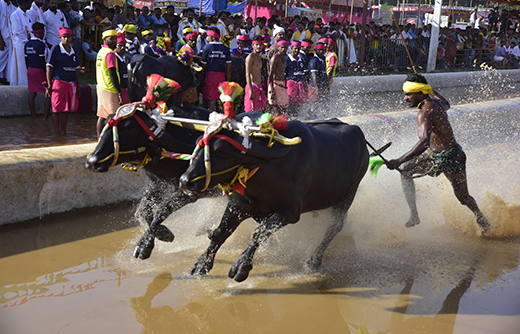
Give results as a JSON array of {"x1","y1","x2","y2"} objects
[
  {"x1": 142, "y1": 29, "x2": 154, "y2": 37},
  {"x1": 402, "y1": 81, "x2": 433, "y2": 94},
  {"x1": 182, "y1": 26, "x2": 193, "y2": 35},
  {"x1": 102, "y1": 29, "x2": 117, "y2": 39}
]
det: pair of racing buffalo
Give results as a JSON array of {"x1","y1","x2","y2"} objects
[{"x1": 86, "y1": 55, "x2": 370, "y2": 282}]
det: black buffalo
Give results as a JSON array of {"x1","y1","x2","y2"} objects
[
  {"x1": 86, "y1": 105, "x2": 216, "y2": 259},
  {"x1": 179, "y1": 116, "x2": 369, "y2": 282},
  {"x1": 127, "y1": 54, "x2": 246, "y2": 107}
]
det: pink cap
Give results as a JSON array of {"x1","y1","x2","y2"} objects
[
  {"x1": 59, "y1": 26, "x2": 73, "y2": 37},
  {"x1": 238, "y1": 34, "x2": 250, "y2": 41},
  {"x1": 290, "y1": 41, "x2": 301, "y2": 47},
  {"x1": 117, "y1": 32, "x2": 125, "y2": 44},
  {"x1": 277, "y1": 40, "x2": 290, "y2": 47},
  {"x1": 207, "y1": 30, "x2": 220, "y2": 39},
  {"x1": 315, "y1": 43, "x2": 326, "y2": 50}
]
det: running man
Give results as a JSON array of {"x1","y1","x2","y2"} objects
[
  {"x1": 385, "y1": 74, "x2": 491, "y2": 235},
  {"x1": 244, "y1": 35, "x2": 267, "y2": 112}
]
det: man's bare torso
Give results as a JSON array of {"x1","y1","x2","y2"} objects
[
  {"x1": 419, "y1": 99, "x2": 457, "y2": 153},
  {"x1": 270, "y1": 53, "x2": 286, "y2": 82},
  {"x1": 246, "y1": 52, "x2": 263, "y2": 84}
]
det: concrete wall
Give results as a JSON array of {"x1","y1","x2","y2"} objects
[
  {"x1": 0, "y1": 144, "x2": 148, "y2": 226},
  {"x1": 331, "y1": 69, "x2": 520, "y2": 95}
]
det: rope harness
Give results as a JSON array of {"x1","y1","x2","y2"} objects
[
  {"x1": 189, "y1": 130, "x2": 254, "y2": 193},
  {"x1": 89, "y1": 103, "x2": 192, "y2": 171}
]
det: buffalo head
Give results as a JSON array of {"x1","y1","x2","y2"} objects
[
  {"x1": 86, "y1": 110, "x2": 160, "y2": 172},
  {"x1": 179, "y1": 129, "x2": 291, "y2": 194}
]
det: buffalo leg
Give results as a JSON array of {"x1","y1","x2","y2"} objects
[
  {"x1": 229, "y1": 213, "x2": 286, "y2": 282},
  {"x1": 304, "y1": 203, "x2": 350, "y2": 272},
  {"x1": 190, "y1": 201, "x2": 251, "y2": 275},
  {"x1": 133, "y1": 188, "x2": 200, "y2": 260}
]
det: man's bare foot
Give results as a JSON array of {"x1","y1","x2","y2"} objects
[
  {"x1": 405, "y1": 216, "x2": 420, "y2": 228},
  {"x1": 477, "y1": 215, "x2": 491, "y2": 236}
]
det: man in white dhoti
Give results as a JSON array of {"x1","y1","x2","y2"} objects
[
  {"x1": 44, "y1": 0, "x2": 68, "y2": 48},
  {"x1": 0, "y1": 0, "x2": 15, "y2": 81},
  {"x1": 9, "y1": 0, "x2": 32, "y2": 85},
  {"x1": 28, "y1": 0, "x2": 46, "y2": 39}
]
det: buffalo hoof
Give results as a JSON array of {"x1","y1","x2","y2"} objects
[
  {"x1": 155, "y1": 225, "x2": 175, "y2": 243},
  {"x1": 189, "y1": 252, "x2": 214, "y2": 276},
  {"x1": 228, "y1": 255, "x2": 253, "y2": 282},
  {"x1": 303, "y1": 255, "x2": 322, "y2": 273},
  {"x1": 133, "y1": 233, "x2": 155, "y2": 260}
]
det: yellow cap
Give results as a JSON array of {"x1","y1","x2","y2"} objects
[
  {"x1": 141, "y1": 29, "x2": 154, "y2": 36},
  {"x1": 102, "y1": 29, "x2": 117, "y2": 39},
  {"x1": 123, "y1": 24, "x2": 137, "y2": 34},
  {"x1": 182, "y1": 26, "x2": 193, "y2": 35}
]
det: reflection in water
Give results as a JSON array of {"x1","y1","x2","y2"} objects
[{"x1": 0, "y1": 257, "x2": 129, "y2": 309}]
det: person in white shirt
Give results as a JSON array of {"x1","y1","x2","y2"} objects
[
  {"x1": 9, "y1": 0, "x2": 33, "y2": 85},
  {"x1": 27, "y1": 0, "x2": 46, "y2": 38},
  {"x1": 44, "y1": 0, "x2": 68, "y2": 47},
  {"x1": 0, "y1": 0, "x2": 15, "y2": 81},
  {"x1": 176, "y1": 8, "x2": 200, "y2": 41}
]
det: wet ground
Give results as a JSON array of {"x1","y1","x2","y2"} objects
[{"x1": 1, "y1": 139, "x2": 519, "y2": 334}]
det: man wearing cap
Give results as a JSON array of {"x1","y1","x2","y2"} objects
[
  {"x1": 267, "y1": 25, "x2": 285, "y2": 59},
  {"x1": 385, "y1": 73, "x2": 490, "y2": 235},
  {"x1": 232, "y1": 34, "x2": 252, "y2": 57},
  {"x1": 44, "y1": 0, "x2": 68, "y2": 48},
  {"x1": 245, "y1": 35, "x2": 267, "y2": 113},
  {"x1": 176, "y1": 8, "x2": 200, "y2": 41},
  {"x1": 96, "y1": 28, "x2": 123, "y2": 137},
  {"x1": 268, "y1": 39, "x2": 289, "y2": 112},
  {"x1": 140, "y1": 29, "x2": 165, "y2": 57},
  {"x1": 175, "y1": 26, "x2": 193, "y2": 51},
  {"x1": 201, "y1": 27, "x2": 231, "y2": 111},
  {"x1": 46, "y1": 26, "x2": 80, "y2": 136},
  {"x1": 8, "y1": 0, "x2": 32, "y2": 85},
  {"x1": 286, "y1": 41, "x2": 306, "y2": 110},
  {"x1": 25, "y1": 22, "x2": 51, "y2": 118},
  {"x1": 307, "y1": 42, "x2": 328, "y2": 103},
  {"x1": 123, "y1": 24, "x2": 139, "y2": 56}
]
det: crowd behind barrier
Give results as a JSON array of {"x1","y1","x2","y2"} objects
[{"x1": 2, "y1": 1, "x2": 520, "y2": 89}]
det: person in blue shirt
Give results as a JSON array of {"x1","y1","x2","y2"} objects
[
  {"x1": 45, "y1": 27, "x2": 81, "y2": 136},
  {"x1": 201, "y1": 27, "x2": 231, "y2": 111},
  {"x1": 307, "y1": 42, "x2": 328, "y2": 103},
  {"x1": 25, "y1": 22, "x2": 51, "y2": 119},
  {"x1": 286, "y1": 41, "x2": 306, "y2": 111},
  {"x1": 137, "y1": 6, "x2": 154, "y2": 28}
]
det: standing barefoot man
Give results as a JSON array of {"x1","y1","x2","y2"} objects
[
  {"x1": 385, "y1": 74, "x2": 491, "y2": 235},
  {"x1": 244, "y1": 35, "x2": 267, "y2": 112}
]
